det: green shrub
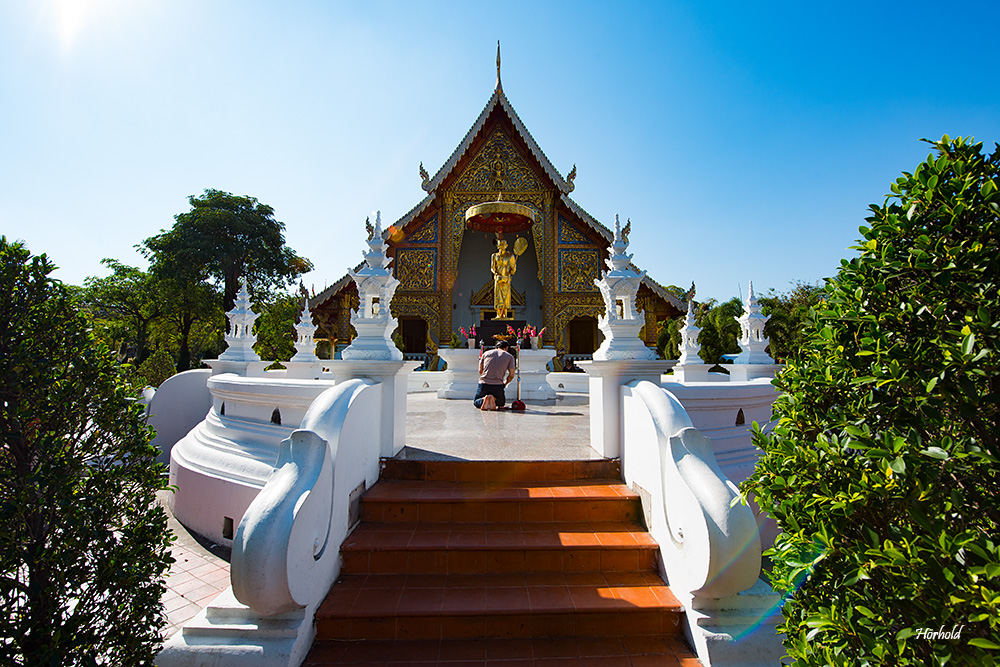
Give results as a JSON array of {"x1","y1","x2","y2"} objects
[
  {"x1": 253, "y1": 291, "x2": 301, "y2": 362},
  {"x1": 0, "y1": 238, "x2": 174, "y2": 664},
  {"x1": 657, "y1": 317, "x2": 681, "y2": 360},
  {"x1": 137, "y1": 347, "x2": 178, "y2": 388},
  {"x1": 745, "y1": 136, "x2": 1000, "y2": 665},
  {"x1": 696, "y1": 296, "x2": 742, "y2": 366},
  {"x1": 759, "y1": 281, "x2": 825, "y2": 363}
]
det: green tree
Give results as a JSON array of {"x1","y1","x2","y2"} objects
[
  {"x1": 657, "y1": 317, "x2": 682, "y2": 360},
  {"x1": 253, "y1": 291, "x2": 303, "y2": 363},
  {"x1": 758, "y1": 280, "x2": 825, "y2": 363},
  {"x1": 0, "y1": 238, "x2": 174, "y2": 664},
  {"x1": 696, "y1": 296, "x2": 742, "y2": 366},
  {"x1": 141, "y1": 189, "x2": 313, "y2": 312},
  {"x1": 744, "y1": 137, "x2": 1000, "y2": 665},
  {"x1": 135, "y1": 347, "x2": 179, "y2": 389},
  {"x1": 81, "y1": 259, "x2": 162, "y2": 364},
  {"x1": 155, "y1": 274, "x2": 223, "y2": 372}
]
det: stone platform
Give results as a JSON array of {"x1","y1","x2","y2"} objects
[{"x1": 402, "y1": 391, "x2": 596, "y2": 461}]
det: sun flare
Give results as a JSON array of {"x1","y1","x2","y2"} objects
[{"x1": 48, "y1": 0, "x2": 115, "y2": 51}]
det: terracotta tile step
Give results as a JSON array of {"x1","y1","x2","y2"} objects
[
  {"x1": 362, "y1": 495, "x2": 641, "y2": 524},
  {"x1": 343, "y1": 523, "x2": 659, "y2": 551},
  {"x1": 304, "y1": 635, "x2": 701, "y2": 666},
  {"x1": 363, "y1": 480, "x2": 637, "y2": 501},
  {"x1": 315, "y1": 605, "x2": 683, "y2": 641},
  {"x1": 339, "y1": 524, "x2": 659, "y2": 575},
  {"x1": 379, "y1": 459, "x2": 621, "y2": 483},
  {"x1": 331, "y1": 571, "x2": 669, "y2": 591},
  {"x1": 315, "y1": 573, "x2": 683, "y2": 640},
  {"x1": 319, "y1": 573, "x2": 681, "y2": 616},
  {"x1": 341, "y1": 546, "x2": 657, "y2": 575}
]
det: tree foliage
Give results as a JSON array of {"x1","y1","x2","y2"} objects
[
  {"x1": 141, "y1": 189, "x2": 313, "y2": 312},
  {"x1": 154, "y1": 274, "x2": 223, "y2": 372},
  {"x1": 745, "y1": 137, "x2": 1000, "y2": 665},
  {"x1": 253, "y1": 291, "x2": 303, "y2": 364},
  {"x1": 0, "y1": 238, "x2": 173, "y2": 664},
  {"x1": 696, "y1": 296, "x2": 742, "y2": 366},
  {"x1": 81, "y1": 259, "x2": 162, "y2": 364},
  {"x1": 657, "y1": 317, "x2": 682, "y2": 360},
  {"x1": 125, "y1": 347, "x2": 181, "y2": 389},
  {"x1": 759, "y1": 281, "x2": 825, "y2": 363}
]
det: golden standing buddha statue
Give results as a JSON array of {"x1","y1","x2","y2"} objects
[{"x1": 491, "y1": 236, "x2": 517, "y2": 319}]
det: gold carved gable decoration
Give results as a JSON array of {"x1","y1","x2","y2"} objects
[
  {"x1": 559, "y1": 249, "x2": 600, "y2": 292},
  {"x1": 407, "y1": 215, "x2": 437, "y2": 244},
  {"x1": 454, "y1": 128, "x2": 544, "y2": 193},
  {"x1": 395, "y1": 248, "x2": 437, "y2": 291}
]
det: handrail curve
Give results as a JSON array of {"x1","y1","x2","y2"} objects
[
  {"x1": 231, "y1": 379, "x2": 374, "y2": 616},
  {"x1": 626, "y1": 380, "x2": 761, "y2": 598}
]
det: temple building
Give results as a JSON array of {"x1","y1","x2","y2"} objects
[{"x1": 310, "y1": 52, "x2": 684, "y2": 360}]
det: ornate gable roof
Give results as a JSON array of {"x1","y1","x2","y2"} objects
[
  {"x1": 411, "y1": 84, "x2": 626, "y2": 253},
  {"x1": 422, "y1": 88, "x2": 573, "y2": 196},
  {"x1": 315, "y1": 74, "x2": 684, "y2": 321}
]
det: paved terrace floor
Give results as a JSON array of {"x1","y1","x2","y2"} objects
[
  {"x1": 400, "y1": 392, "x2": 597, "y2": 461},
  {"x1": 161, "y1": 391, "x2": 597, "y2": 637}
]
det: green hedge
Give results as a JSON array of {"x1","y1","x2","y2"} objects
[{"x1": 745, "y1": 137, "x2": 1000, "y2": 665}]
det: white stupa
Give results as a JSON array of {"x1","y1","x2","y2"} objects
[
  {"x1": 592, "y1": 215, "x2": 656, "y2": 361},
  {"x1": 341, "y1": 212, "x2": 403, "y2": 361}
]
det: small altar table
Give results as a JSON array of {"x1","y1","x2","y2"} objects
[{"x1": 436, "y1": 348, "x2": 556, "y2": 401}]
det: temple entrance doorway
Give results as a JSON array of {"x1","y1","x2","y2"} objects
[
  {"x1": 568, "y1": 316, "x2": 600, "y2": 355},
  {"x1": 398, "y1": 317, "x2": 427, "y2": 354}
]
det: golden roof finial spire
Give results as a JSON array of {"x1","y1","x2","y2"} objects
[{"x1": 496, "y1": 40, "x2": 502, "y2": 93}]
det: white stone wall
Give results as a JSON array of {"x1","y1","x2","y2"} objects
[{"x1": 148, "y1": 369, "x2": 213, "y2": 465}]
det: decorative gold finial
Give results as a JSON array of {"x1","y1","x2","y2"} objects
[
  {"x1": 566, "y1": 164, "x2": 577, "y2": 192},
  {"x1": 496, "y1": 40, "x2": 502, "y2": 93}
]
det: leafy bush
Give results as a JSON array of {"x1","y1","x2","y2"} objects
[
  {"x1": 759, "y1": 281, "x2": 825, "y2": 363},
  {"x1": 0, "y1": 238, "x2": 174, "y2": 664},
  {"x1": 695, "y1": 296, "x2": 742, "y2": 366},
  {"x1": 119, "y1": 347, "x2": 177, "y2": 392},
  {"x1": 657, "y1": 317, "x2": 681, "y2": 360},
  {"x1": 252, "y1": 291, "x2": 301, "y2": 362},
  {"x1": 138, "y1": 347, "x2": 179, "y2": 388},
  {"x1": 745, "y1": 137, "x2": 1000, "y2": 665}
]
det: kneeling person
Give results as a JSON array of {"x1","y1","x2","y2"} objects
[{"x1": 474, "y1": 340, "x2": 515, "y2": 411}]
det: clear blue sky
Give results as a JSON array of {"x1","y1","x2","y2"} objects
[{"x1": 2, "y1": 0, "x2": 997, "y2": 303}]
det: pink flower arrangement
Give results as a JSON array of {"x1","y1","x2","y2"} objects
[
  {"x1": 459, "y1": 325, "x2": 477, "y2": 340},
  {"x1": 522, "y1": 325, "x2": 546, "y2": 338}
]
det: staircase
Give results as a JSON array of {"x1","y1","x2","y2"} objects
[{"x1": 305, "y1": 459, "x2": 699, "y2": 665}]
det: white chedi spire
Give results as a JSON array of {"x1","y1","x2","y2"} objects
[
  {"x1": 592, "y1": 215, "x2": 655, "y2": 360},
  {"x1": 219, "y1": 278, "x2": 262, "y2": 362},
  {"x1": 606, "y1": 214, "x2": 633, "y2": 273},
  {"x1": 677, "y1": 285, "x2": 704, "y2": 365},
  {"x1": 342, "y1": 211, "x2": 403, "y2": 361},
  {"x1": 732, "y1": 280, "x2": 774, "y2": 364},
  {"x1": 290, "y1": 297, "x2": 319, "y2": 362}
]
